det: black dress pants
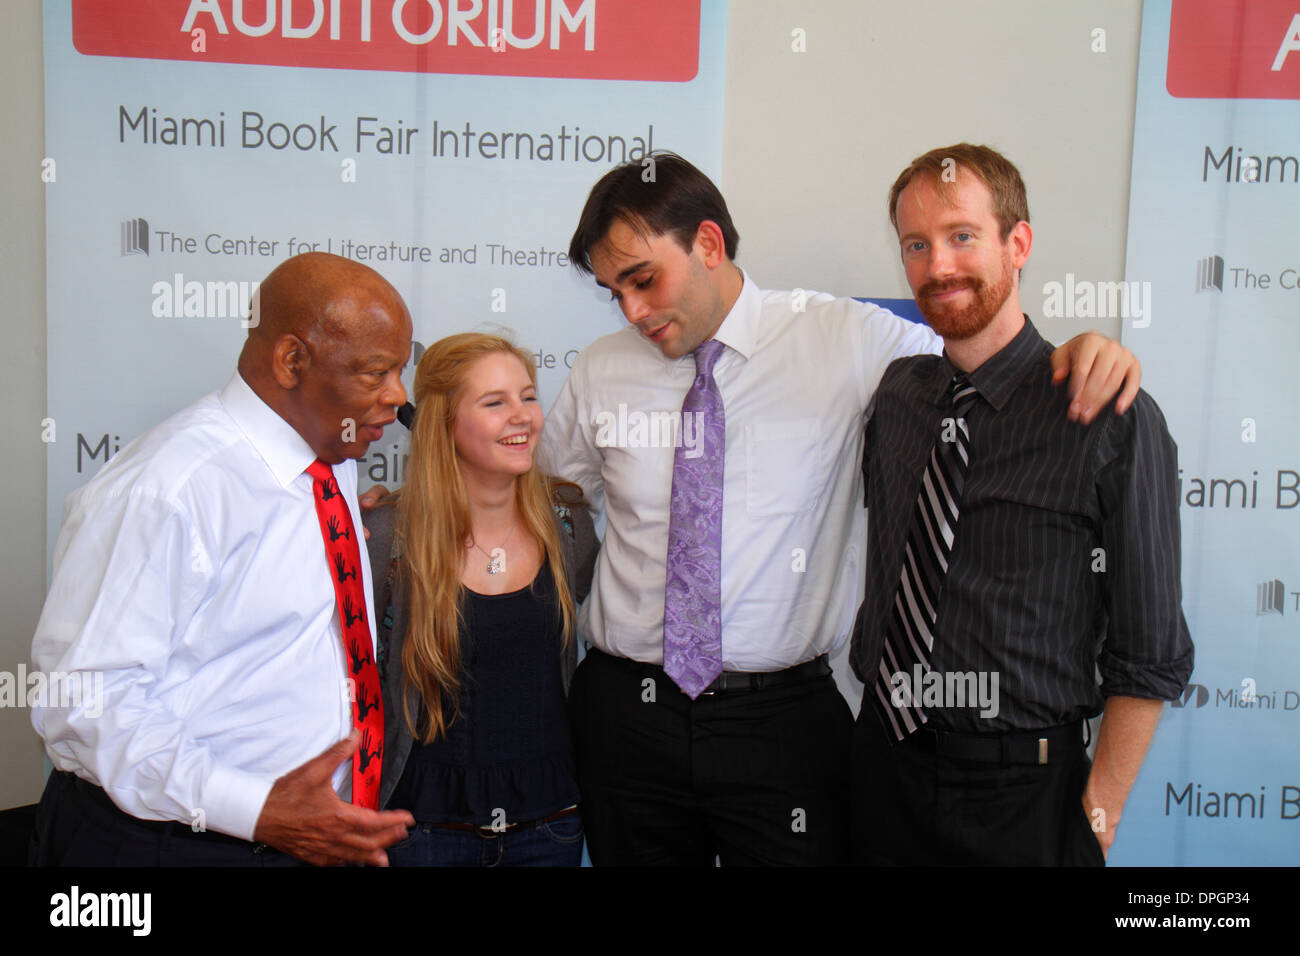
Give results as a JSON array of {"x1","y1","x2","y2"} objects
[
  {"x1": 30, "y1": 771, "x2": 303, "y2": 867},
  {"x1": 850, "y1": 703, "x2": 1106, "y2": 866},
  {"x1": 569, "y1": 648, "x2": 853, "y2": 866}
]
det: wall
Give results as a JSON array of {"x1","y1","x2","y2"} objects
[
  {"x1": 2, "y1": 0, "x2": 50, "y2": 810},
  {"x1": 724, "y1": 0, "x2": 1141, "y2": 344}
]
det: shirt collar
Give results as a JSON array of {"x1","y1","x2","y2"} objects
[
  {"x1": 219, "y1": 372, "x2": 319, "y2": 489},
  {"x1": 709, "y1": 269, "x2": 760, "y2": 361},
  {"x1": 932, "y1": 315, "x2": 1050, "y2": 411}
]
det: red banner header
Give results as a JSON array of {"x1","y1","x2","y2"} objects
[
  {"x1": 71, "y1": 0, "x2": 701, "y2": 82},
  {"x1": 1168, "y1": 0, "x2": 1300, "y2": 99}
]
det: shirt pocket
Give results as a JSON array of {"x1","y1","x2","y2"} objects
[{"x1": 745, "y1": 418, "x2": 826, "y2": 517}]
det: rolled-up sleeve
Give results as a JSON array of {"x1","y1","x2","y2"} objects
[{"x1": 1094, "y1": 393, "x2": 1195, "y2": 700}]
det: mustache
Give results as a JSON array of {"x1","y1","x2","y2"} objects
[{"x1": 918, "y1": 277, "x2": 981, "y2": 298}]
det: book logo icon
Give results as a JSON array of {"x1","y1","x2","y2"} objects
[
  {"x1": 1169, "y1": 684, "x2": 1208, "y2": 708},
  {"x1": 121, "y1": 217, "x2": 149, "y2": 256},
  {"x1": 1257, "y1": 578, "x2": 1284, "y2": 616},
  {"x1": 1195, "y1": 255, "x2": 1223, "y2": 293}
]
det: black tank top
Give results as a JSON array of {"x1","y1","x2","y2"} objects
[{"x1": 391, "y1": 562, "x2": 579, "y2": 824}]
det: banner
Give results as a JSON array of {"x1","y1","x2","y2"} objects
[
  {"x1": 43, "y1": 0, "x2": 726, "y2": 556},
  {"x1": 1120, "y1": 0, "x2": 1300, "y2": 865}
]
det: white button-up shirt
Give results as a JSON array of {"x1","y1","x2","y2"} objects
[
  {"x1": 31, "y1": 374, "x2": 374, "y2": 841},
  {"x1": 540, "y1": 274, "x2": 940, "y2": 671}
]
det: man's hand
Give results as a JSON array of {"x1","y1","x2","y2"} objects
[
  {"x1": 252, "y1": 729, "x2": 414, "y2": 866},
  {"x1": 1049, "y1": 333, "x2": 1141, "y2": 424},
  {"x1": 1080, "y1": 696, "x2": 1164, "y2": 862},
  {"x1": 1080, "y1": 792, "x2": 1116, "y2": 861},
  {"x1": 357, "y1": 485, "x2": 393, "y2": 540},
  {"x1": 359, "y1": 485, "x2": 391, "y2": 510}
]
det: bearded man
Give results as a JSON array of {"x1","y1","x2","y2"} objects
[{"x1": 848, "y1": 144, "x2": 1193, "y2": 866}]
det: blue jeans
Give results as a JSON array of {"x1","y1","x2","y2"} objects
[{"x1": 387, "y1": 811, "x2": 584, "y2": 867}]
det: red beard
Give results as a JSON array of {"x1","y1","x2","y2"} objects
[{"x1": 915, "y1": 259, "x2": 1014, "y2": 340}]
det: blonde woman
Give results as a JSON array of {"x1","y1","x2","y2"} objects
[{"x1": 365, "y1": 333, "x2": 596, "y2": 866}]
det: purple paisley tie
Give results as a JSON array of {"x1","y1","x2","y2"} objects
[{"x1": 663, "y1": 338, "x2": 726, "y2": 699}]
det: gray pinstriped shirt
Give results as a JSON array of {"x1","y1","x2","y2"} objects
[{"x1": 850, "y1": 317, "x2": 1194, "y2": 733}]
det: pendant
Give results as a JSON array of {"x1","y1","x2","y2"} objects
[{"x1": 486, "y1": 553, "x2": 503, "y2": 575}]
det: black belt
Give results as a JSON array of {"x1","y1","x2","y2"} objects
[
  {"x1": 700, "y1": 655, "x2": 832, "y2": 694},
  {"x1": 903, "y1": 721, "x2": 1084, "y2": 766},
  {"x1": 587, "y1": 647, "x2": 832, "y2": 696}
]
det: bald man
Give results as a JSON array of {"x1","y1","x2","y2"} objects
[{"x1": 30, "y1": 253, "x2": 417, "y2": 866}]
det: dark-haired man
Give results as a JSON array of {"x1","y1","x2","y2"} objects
[
  {"x1": 541, "y1": 153, "x2": 1144, "y2": 865},
  {"x1": 849, "y1": 144, "x2": 1192, "y2": 865},
  {"x1": 30, "y1": 253, "x2": 416, "y2": 866}
]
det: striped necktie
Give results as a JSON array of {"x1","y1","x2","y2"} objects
[{"x1": 873, "y1": 374, "x2": 979, "y2": 740}]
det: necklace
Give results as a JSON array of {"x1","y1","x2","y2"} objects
[{"x1": 469, "y1": 522, "x2": 517, "y2": 574}]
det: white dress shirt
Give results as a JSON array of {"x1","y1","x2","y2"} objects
[
  {"x1": 540, "y1": 273, "x2": 940, "y2": 671},
  {"x1": 31, "y1": 373, "x2": 375, "y2": 841}
]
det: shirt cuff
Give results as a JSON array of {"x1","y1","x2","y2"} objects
[
  {"x1": 1097, "y1": 645, "x2": 1195, "y2": 702},
  {"x1": 199, "y1": 765, "x2": 280, "y2": 842}
]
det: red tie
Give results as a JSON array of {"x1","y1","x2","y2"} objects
[{"x1": 306, "y1": 459, "x2": 383, "y2": 809}]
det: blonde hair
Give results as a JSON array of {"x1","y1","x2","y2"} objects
[{"x1": 395, "y1": 332, "x2": 576, "y2": 743}]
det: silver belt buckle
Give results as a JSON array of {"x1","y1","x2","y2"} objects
[{"x1": 699, "y1": 671, "x2": 732, "y2": 696}]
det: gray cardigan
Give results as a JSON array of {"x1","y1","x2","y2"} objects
[{"x1": 364, "y1": 486, "x2": 598, "y2": 811}]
